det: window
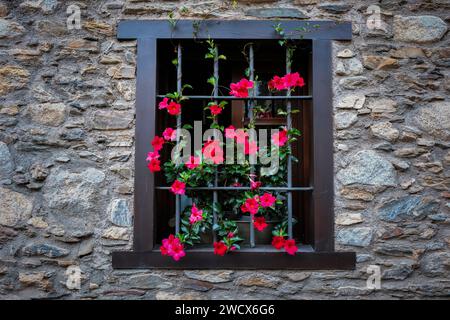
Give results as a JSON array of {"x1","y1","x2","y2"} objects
[{"x1": 112, "y1": 20, "x2": 355, "y2": 269}]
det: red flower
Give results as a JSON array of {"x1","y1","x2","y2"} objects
[
  {"x1": 260, "y1": 193, "x2": 276, "y2": 208},
  {"x1": 230, "y1": 78, "x2": 254, "y2": 98},
  {"x1": 271, "y1": 236, "x2": 285, "y2": 250},
  {"x1": 213, "y1": 241, "x2": 228, "y2": 256},
  {"x1": 271, "y1": 128, "x2": 288, "y2": 147},
  {"x1": 161, "y1": 234, "x2": 186, "y2": 261},
  {"x1": 227, "y1": 232, "x2": 234, "y2": 239},
  {"x1": 250, "y1": 180, "x2": 262, "y2": 190},
  {"x1": 268, "y1": 75, "x2": 285, "y2": 90},
  {"x1": 147, "y1": 159, "x2": 161, "y2": 172},
  {"x1": 282, "y1": 72, "x2": 305, "y2": 89},
  {"x1": 167, "y1": 101, "x2": 181, "y2": 116},
  {"x1": 151, "y1": 136, "x2": 165, "y2": 152},
  {"x1": 253, "y1": 216, "x2": 268, "y2": 232},
  {"x1": 241, "y1": 197, "x2": 259, "y2": 215},
  {"x1": 202, "y1": 139, "x2": 224, "y2": 165},
  {"x1": 170, "y1": 180, "x2": 186, "y2": 195},
  {"x1": 209, "y1": 104, "x2": 223, "y2": 116},
  {"x1": 185, "y1": 156, "x2": 200, "y2": 169},
  {"x1": 158, "y1": 97, "x2": 169, "y2": 110},
  {"x1": 284, "y1": 239, "x2": 298, "y2": 255},
  {"x1": 225, "y1": 125, "x2": 236, "y2": 139},
  {"x1": 189, "y1": 203, "x2": 203, "y2": 224},
  {"x1": 146, "y1": 151, "x2": 160, "y2": 161},
  {"x1": 162, "y1": 127, "x2": 177, "y2": 141}
]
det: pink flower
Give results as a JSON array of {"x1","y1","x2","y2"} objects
[
  {"x1": 161, "y1": 234, "x2": 186, "y2": 261},
  {"x1": 225, "y1": 125, "x2": 236, "y2": 139},
  {"x1": 234, "y1": 129, "x2": 249, "y2": 144},
  {"x1": 162, "y1": 127, "x2": 177, "y2": 141},
  {"x1": 151, "y1": 136, "x2": 165, "y2": 152},
  {"x1": 170, "y1": 180, "x2": 186, "y2": 195},
  {"x1": 167, "y1": 101, "x2": 181, "y2": 116},
  {"x1": 158, "y1": 97, "x2": 169, "y2": 110},
  {"x1": 268, "y1": 75, "x2": 285, "y2": 90},
  {"x1": 284, "y1": 239, "x2": 298, "y2": 255},
  {"x1": 282, "y1": 72, "x2": 305, "y2": 89},
  {"x1": 250, "y1": 180, "x2": 262, "y2": 190},
  {"x1": 253, "y1": 216, "x2": 268, "y2": 232},
  {"x1": 147, "y1": 159, "x2": 161, "y2": 172},
  {"x1": 244, "y1": 140, "x2": 258, "y2": 155},
  {"x1": 241, "y1": 197, "x2": 260, "y2": 215},
  {"x1": 213, "y1": 241, "x2": 228, "y2": 256},
  {"x1": 185, "y1": 156, "x2": 200, "y2": 169},
  {"x1": 227, "y1": 232, "x2": 234, "y2": 239},
  {"x1": 209, "y1": 104, "x2": 223, "y2": 116},
  {"x1": 202, "y1": 139, "x2": 224, "y2": 165},
  {"x1": 271, "y1": 129, "x2": 288, "y2": 147},
  {"x1": 189, "y1": 203, "x2": 203, "y2": 224},
  {"x1": 260, "y1": 193, "x2": 276, "y2": 208},
  {"x1": 146, "y1": 151, "x2": 160, "y2": 161},
  {"x1": 230, "y1": 78, "x2": 254, "y2": 98}
]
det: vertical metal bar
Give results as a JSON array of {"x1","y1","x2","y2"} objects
[
  {"x1": 248, "y1": 44, "x2": 255, "y2": 248},
  {"x1": 212, "y1": 43, "x2": 219, "y2": 243},
  {"x1": 286, "y1": 47, "x2": 293, "y2": 240},
  {"x1": 175, "y1": 43, "x2": 182, "y2": 235}
]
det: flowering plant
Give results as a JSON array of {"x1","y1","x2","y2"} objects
[{"x1": 146, "y1": 42, "x2": 305, "y2": 261}]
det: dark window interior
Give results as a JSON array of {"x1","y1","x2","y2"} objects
[{"x1": 154, "y1": 39, "x2": 313, "y2": 248}]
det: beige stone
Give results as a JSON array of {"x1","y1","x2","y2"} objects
[
  {"x1": 28, "y1": 103, "x2": 66, "y2": 127},
  {"x1": 390, "y1": 47, "x2": 425, "y2": 59},
  {"x1": 0, "y1": 105, "x2": 19, "y2": 116},
  {"x1": 336, "y1": 213, "x2": 364, "y2": 226},
  {"x1": 19, "y1": 272, "x2": 51, "y2": 291},
  {"x1": 102, "y1": 226, "x2": 129, "y2": 240},
  {"x1": 337, "y1": 94, "x2": 366, "y2": 109},
  {"x1": 27, "y1": 217, "x2": 48, "y2": 229},
  {"x1": 0, "y1": 65, "x2": 30, "y2": 95},
  {"x1": 363, "y1": 55, "x2": 399, "y2": 70},
  {"x1": 340, "y1": 187, "x2": 374, "y2": 202},
  {"x1": 83, "y1": 21, "x2": 114, "y2": 36},
  {"x1": 367, "y1": 98, "x2": 397, "y2": 114},
  {"x1": 370, "y1": 122, "x2": 400, "y2": 142},
  {"x1": 0, "y1": 188, "x2": 33, "y2": 227}
]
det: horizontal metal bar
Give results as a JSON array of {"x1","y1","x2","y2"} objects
[
  {"x1": 156, "y1": 186, "x2": 313, "y2": 191},
  {"x1": 157, "y1": 95, "x2": 312, "y2": 100},
  {"x1": 117, "y1": 20, "x2": 353, "y2": 41}
]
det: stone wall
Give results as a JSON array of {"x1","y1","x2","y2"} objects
[{"x1": 0, "y1": 0, "x2": 449, "y2": 299}]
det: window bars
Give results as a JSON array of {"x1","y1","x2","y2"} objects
[{"x1": 162, "y1": 41, "x2": 313, "y2": 249}]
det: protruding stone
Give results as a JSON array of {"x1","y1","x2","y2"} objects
[
  {"x1": 421, "y1": 252, "x2": 450, "y2": 277},
  {"x1": 245, "y1": 8, "x2": 308, "y2": 19},
  {"x1": 390, "y1": 47, "x2": 425, "y2": 59},
  {"x1": 27, "y1": 216, "x2": 48, "y2": 229},
  {"x1": 184, "y1": 271, "x2": 233, "y2": 283},
  {"x1": 394, "y1": 15, "x2": 447, "y2": 43},
  {"x1": 340, "y1": 187, "x2": 374, "y2": 202},
  {"x1": 370, "y1": 122, "x2": 400, "y2": 142},
  {"x1": 102, "y1": 226, "x2": 129, "y2": 240},
  {"x1": 378, "y1": 196, "x2": 440, "y2": 222},
  {"x1": 83, "y1": 21, "x2": 114, "y2": 36},
  {"x1": 0, "y1": 65, "x2": 30, "y2": 95},
  {"x1": 335, "y1": 58, "x2": 363, "y2": 76},
  {"x1": 335, "y1": 112, "x2": 358, "y2": 129},
  {"x1": 108, "y1": 199, "x2": 132, "y2": 227},
  {"x1": 0, "y1": 187, "x2": 33, "y2": 227},
  {"x1": 23, "y1": 243, "x2": 69, "y2": 258},
  {"x1": 337, "y1": 94, "x2": 365, "y2": 109},
  {"x1": 363, "y1": 55, "x2": 399, "y2": 70},
  {"x1": 336, "y1": 49, "x2": 355, "y2": 58},
  {"x1": 413, "y1": 101, "x2": 450, "y2": 140},
  {"x1": 336, "y1": 213, "x2": 364, "y2": 226},
  {"x1": 88, "y1": 110, "x2": 134, "y2": 130},
  {"x1": 0, "y1": 142, "x2": 13, "y2": 180},
  {"x1": 236, "y1": 274, "x2": 280, "y2": 288},
  {"x1": 28, "y1": 103, "x2": 66, "y2": 127},
  {"x1": 367, "y1": 97, "x2": 397, "y2": 114},
  {"x1": 337, "y1": 227, "x2": 372, "y2": 247},
  {"x1": 337, "y1": 150, "x2": 397, "y2": 187},
  {"x1": 0, "y1": 19, "x2": 25, "y2": 39},
  {"x1": 19, "y1": 272, "x2": 52, "y2": 291}
]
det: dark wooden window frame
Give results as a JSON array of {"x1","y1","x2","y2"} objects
[{"x1": 112, "y1": 20, "x2": 356, "y2": 270}]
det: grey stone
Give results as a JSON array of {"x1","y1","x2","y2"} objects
[
  {"x1": 108, "y1": 199, "x2": 132, "y2": 227},
  {"x1": 335, "y1": 112, "x2": 357, "y2": 129},
  {"x1": 335, "y1": 58, "x2": 363, "y2": 76},
  {"x1": 336, "y1": 227, "x2": 372, "y2": 247},
  {"x1": 88, "y1": 110, "x2": 134, "y2": 130},
  {"x1": 337, "y1": 150, "x2": 397, "y2": 187},
  {"x1": 123, "y1": 274, "x2": 173, "y2": 290},
  {"x1": 22, "y1": 243, "x2": 69, "y2": 258},
  {"x1": 413, "y1": 101, "x2": 450, "y2": 140},
  {"x1": 0, "y1": 187, "x2": 33, "y2": 227},
  {"x1": 378, "y1": 196, "x2": 440, "y2": 222},
  {"x1": 28, "y1": 103, "x2": 67, "y2": 127},
  {"x1": 319, "y1": 3, "x2": 351, "y2": 13},
  {"x1": 78, "y1": 240, "x2": 94, "y2": 257},
  {"x1": 339, "y1": 76, "x2": 368, "y2": 89},
  {"x1": 184, "y1": 270, "x2": 233, "y2": 283},
  {"x1": 43, "y1": 168, "x2": 105, "y2": 214},
  {"x1": 421, "y1": 252, "x2": 450, "y2": 277},
  {"x1": 382, "y1": 263, "x2": 414, "y2": 280},
  {"x1": 0, "y1": 19, "x2": 25, "y2": 39},
  {"x1": 336, "y1": 94, "x2": 365, "y2": 109},
  {"x1": 394, "y1": 15, "x2": 447, "y2": 43},
  {"x1": 245, "y1": 8, "x2": 308, "y2": 19},
  {"x1": 370, "y1": 122, "x2": 399, "y2": 142},
  {"x1": 0, "y1": 142, "x2": 13, "y2": 179}
]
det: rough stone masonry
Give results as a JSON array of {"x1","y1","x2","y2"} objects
[{"x1": 0, "y1": 0, "x2": 449, "y2": 299}]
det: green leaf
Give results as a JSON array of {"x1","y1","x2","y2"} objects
[
  {"x1": 207, "y1": 76, "x2": 216, "y2": 86},
  {"x1": 171, "y1": 58, "x2": 178, "y2": 66},
  {"x1": 218, "y1": 54, "x2": 227, "y2": 60}
]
